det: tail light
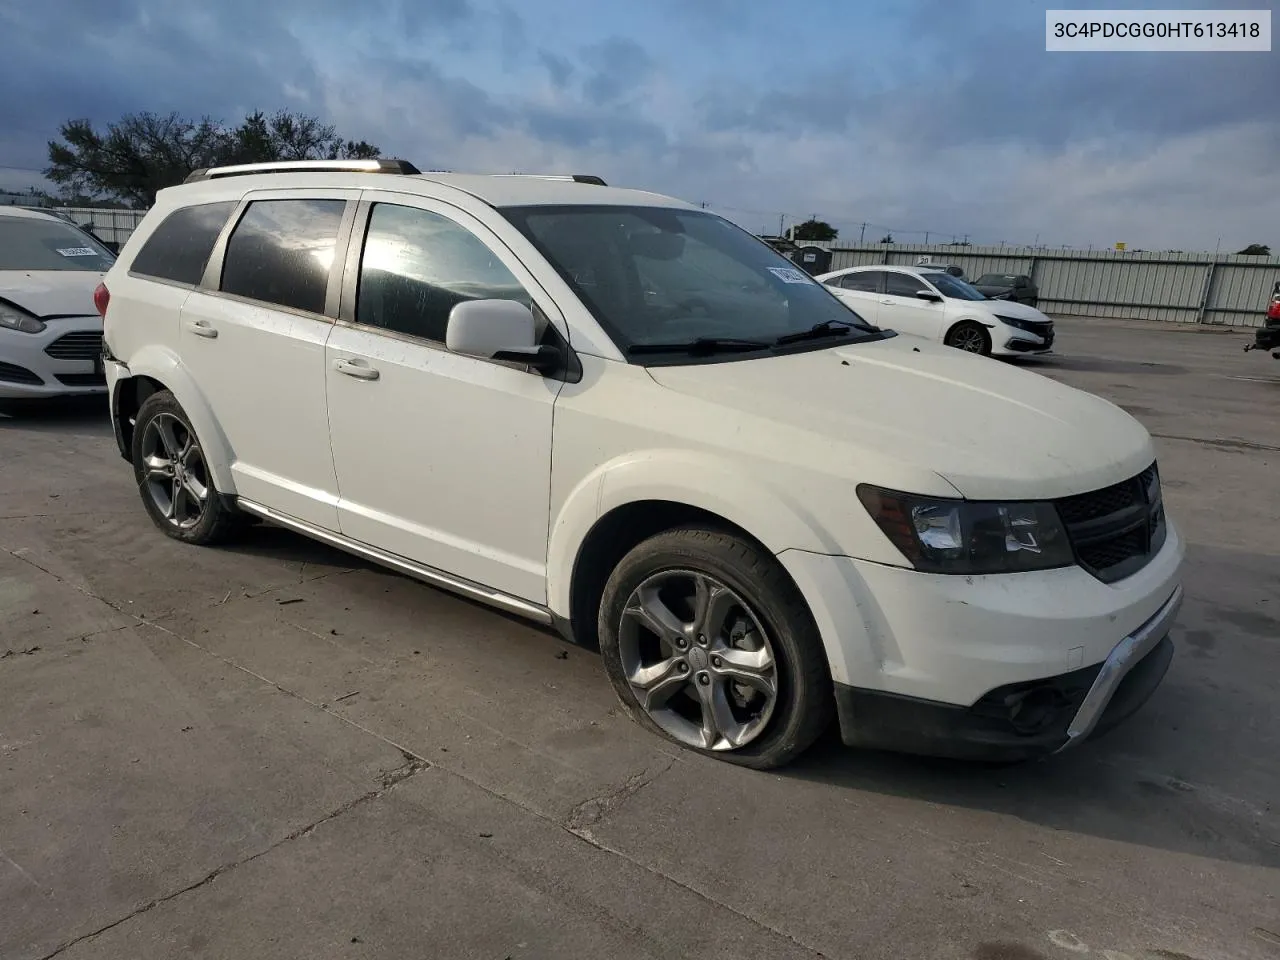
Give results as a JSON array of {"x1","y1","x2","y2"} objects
[
  {"x1": 93, "y1": 282, "x2": 110, "y2": 318},
  {"x1": 1268, "y1": 296, "x2": 1280, "y2": 321}
]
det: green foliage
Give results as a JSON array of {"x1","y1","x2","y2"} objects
[
  {"x1": 45, "y1": 110, "x2": 383, "y2": 208},
  {"x1": 791, "y1": 218, "x2": 838, "y2": 242},
  {"x1": 1235, "y1": 243, "x2": 1271, "y2": 256}
]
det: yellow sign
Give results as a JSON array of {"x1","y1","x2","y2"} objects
[{"x1": 1115, "y1": 242, "x2": 1126, "y2": 251}]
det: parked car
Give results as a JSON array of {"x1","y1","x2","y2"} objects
[
  {"x1": 915, "y1": 259, "x2": 966, "y2": 278},
  {"x1": 818, "y1": 264, "x2": 1055, "y2": 357},
  {"x1": 1243, "y1": 281, "x2": 1280, "y2": 358},
  {"x1": 0, "y1": 206, "x2": 116, "y2": 410},
  {"x1": 99, "y1": 160, "x2": 1183, "y2": 769},
  {"x1": 972, "y1": 273, "x2": 1039, "y2": 306}
]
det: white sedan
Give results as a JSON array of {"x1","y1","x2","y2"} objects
[
  {"x1": 0, "y1": 206, "x2": 116, "y2": 410},
  {"x1": 816, "y1": 264, "x2": 1055, "y2": 358}
]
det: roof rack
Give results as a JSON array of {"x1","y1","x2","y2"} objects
[
  {"x1": 184, "y1": 159, "x2": 422, "y2": 184},
  {"x1": 489, "y1": 174, "x2": 608, "y2": 186}
]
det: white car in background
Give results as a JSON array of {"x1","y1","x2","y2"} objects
[
  {"x1": 0, "y1": 206, "x2": 116, "y2": 410},
  {"x1": 817, "y1": 264, "x2": 1055, "y2": 358}
]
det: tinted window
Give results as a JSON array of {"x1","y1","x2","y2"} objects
[
  {"x1": 356, "y1": 204, "x2": 529, "y2": 343},
  {"x1": 130, "y1": 201, "x2": 236, "y2": 284},
  {"x1": 220, "y1": 199, "x2": 345, "y2": 314},
  {"x1": 839, "y1": 271, "x2": 880, "y2": 292},
  {"x1": 0, "y1": 215, "x2": 116, "y2": 272},
  {"x1": 885, "y1": 272, "x2": 927, "y2": 297}
]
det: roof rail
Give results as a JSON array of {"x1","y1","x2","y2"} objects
[
  {"x1": 184, "y1": 158, "x2": 422, "y2": 184},
  {"x1": 489, "y1": 174, "x2": 608, "y2": 186}
]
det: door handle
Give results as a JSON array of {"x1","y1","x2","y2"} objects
[
  {"x1": 186, "y1": 319, "x2": 218, "y2": 339},
  {"x1": 333, "y1": 358, "x2": 380, "y2": 381},
  {"x1": 879, "y1": 298, "x2": 893, "y2": 304}
]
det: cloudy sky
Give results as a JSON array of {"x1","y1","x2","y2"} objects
[{"x1": 1, "y1": 0, "x2": 1276, "y2": 250}]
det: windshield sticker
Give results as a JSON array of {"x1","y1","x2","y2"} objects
[
  {"x1": 56, "y1": 247, "x2": 99, "y2": 257},
  {"x1": 767, "y1": 266, "x2": 813, "y2": 285}
]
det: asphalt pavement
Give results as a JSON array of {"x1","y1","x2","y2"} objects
[{"x1": 1, "y1": 317, "x2": 1277, "y2": 960}]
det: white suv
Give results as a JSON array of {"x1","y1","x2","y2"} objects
[
  {"x1": 817, "y1": 264, "x2": 1056, "y2": 357},
  {"x1": 99, "y1": 160, "x2": 1184, "y2": 769}
]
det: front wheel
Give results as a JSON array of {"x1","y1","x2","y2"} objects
[
  {"x1": 598, "y1": 526, "x2": 832, "y2": 769},
  {"x1": 131, "y1": 390, "x2": 242, "y2": 545},
  {"x1": 945, "y1": 321, "x2": 992, "y2": 355}
]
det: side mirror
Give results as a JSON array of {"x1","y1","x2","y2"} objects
[
  {"x1": 446, "y1": 299, "x2": 560, "y2": 373},
  {"x1": 914, "y1": 290, "x2": 943, "y2": 302}
]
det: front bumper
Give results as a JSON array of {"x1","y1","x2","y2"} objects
[
  {"x1": 0, "y1": 319, "x2": 106, "y2": 399},
  {"x1": 832, "y1": 586, "x2": 1181, "y2": 761}
]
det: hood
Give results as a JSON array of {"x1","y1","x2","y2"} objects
[
  {"x1": 979, "y1": 298, "x2": 1051, "y2": 322},
  {"x1": 0, "y1": 270, "x2": 105, "y2": 318},
  {"x1": 646, "y1": 335, "x2": 1153, "y2": 501}
]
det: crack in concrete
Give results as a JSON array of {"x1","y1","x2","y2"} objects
[
  {"x1": 565, "y1": 760, "x2": 675, "y2": 834},
  {"x1": 34, "y1": 754, "x2": 430, "y2": 960},
  {"x1": 1151, "y1": 432, "x2": 1280, "y2": 453}
]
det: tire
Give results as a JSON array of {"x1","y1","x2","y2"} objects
[
  {"x1": 131, "y1": 390, "x2": 242, "y2": 545},
  {"x1": 598, "y1": 526, "x2": 833, "y2": 769},
  {"x1": 945, "y1": 320, "x2": 992, "y2": 355}
]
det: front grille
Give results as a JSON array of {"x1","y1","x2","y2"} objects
[
  {"x1": 0, "y1": 361, "x2": 43, "y2": 385},
  {"x1": 54, "y1": 373, "x2": 107, "y2": 387},
  {"x1": 1056, "y1": 464, "x2": 1165, "y2": 584},
  {"x1": 44, "y1": 331, "x2": 103, "y2": 361}
]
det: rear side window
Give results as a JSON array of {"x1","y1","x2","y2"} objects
[
  {"x1": 838, "y1": 271, "x2": 880, "y2": 293},
  {"x1": 220, "y1": 199, "x2": 346, "y2": 315},
  {"x1": 356, "y1": 203, "x2": 529, "y2": 343},
  {"x1": 129, "y1": 201, "x2": 237, "y2": 285}
]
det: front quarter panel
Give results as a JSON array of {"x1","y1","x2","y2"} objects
[{"x1": 544, "y1": 355, "x2": 937, "y2": 618}]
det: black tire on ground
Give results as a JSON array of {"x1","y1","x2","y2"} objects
[
  {"x1": 598, "y1": 525, "x2": 833, "y2": 769},
  {"x1": 131, "y1": 390, "x2": 243, "y2": 545},
  {"x1": 945, "y1": 320, "x2": 992, "y2": 355}
]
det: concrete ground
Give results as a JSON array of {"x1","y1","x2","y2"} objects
[{"x1": 1, "y1": 317, "x2": 1276, "y2": 960}]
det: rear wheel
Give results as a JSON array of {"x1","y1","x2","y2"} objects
[
  {"x1": 131, "y1": 391, "x2": 242, "y2": 545},
  {"x1": 598, "y1": 526, "x2": 832, "y2": 769},
  {"x1": 945, "y1": 321, "x2": 991, "y2": 355}
]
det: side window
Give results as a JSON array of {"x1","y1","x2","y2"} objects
[
  {"x1": 129, "y1": 201, "x2": 237, "y2": 285},
  {"x1": 356, "y1": 203, "x2": 530, "y2": 343},
  {"x1": 841, "y1": 271, "x2": 881, "y2": 293},
  {"x1": 885, "y1": 272, "x2": 926, "y2": 297},
  {"x1": 1015, "y1": 276, "x2": 1030, "y2": 289},
  {"x1": 220, "y1": 198, "x2": 346, "y2": 315}
]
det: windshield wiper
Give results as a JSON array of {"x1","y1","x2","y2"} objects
[
  {"x1": 774, "y1": 320, "x2": 859, "y2": 346},
  {"x1": 627, "y1": 337, "x2": 772, "y2": 356}
]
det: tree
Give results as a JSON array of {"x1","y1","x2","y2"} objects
[
  {"x1": 46, "y1": 111, "x2": 383, "y2": 208},
  {"x1": 791, "y1": 218, "x2": 838, "y2": 242},
  {"x1": 1236, "y1": 243, "x2": 1271, "y2": 256},
  {"x1": 879, "y1": 233, "x2": 895, "y2": 244}
]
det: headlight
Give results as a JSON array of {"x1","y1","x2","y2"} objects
[
  {"x1": 0, "y1": 302, "x2": 46, "y2": 334},
  {"x1": 857, "y1": 485, "x2": 1075, "y2": 575},
  {"x1": 994, "y1": 315, "x2": 1041, "y2": 332}
]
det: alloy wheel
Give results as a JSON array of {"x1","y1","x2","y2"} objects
[
  {"x1": 617, "y1": 569, "x2": 778, "y2": 751},
  {"x1": 953, "y1": 326, "x2": 986, "y2": 352},
  {"x1": 139, "y1": 413, "x2": 210, "y2": 529}
]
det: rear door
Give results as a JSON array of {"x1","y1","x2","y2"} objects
[
  {"x1": 179, "y1": 189, "x2": 359, "y2": 528},
  {"x1": 827, "y1": 270, "x2": 882, "y2": 324}
]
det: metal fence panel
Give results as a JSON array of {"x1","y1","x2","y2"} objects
[{"x1": 814, "y1": 242, "x2": 1279, "y2": 328}]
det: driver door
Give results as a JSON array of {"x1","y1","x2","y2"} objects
[
  {"x1": 878, "y1": 270, "x2": 947, "y2": 341},
  {"x1": 324, "y1": 193, "x2": 568, "y2": 604}
]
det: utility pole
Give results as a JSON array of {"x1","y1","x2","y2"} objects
[
  {"x1": 778, "y1": 213, "x2": 784, "y2": 237},
  {"x1": 699, "y1": 201, "x2": 709, "y2": 209},
  {"x1": 859, "y1": 222, "x2": 867, "y2": 243},
  {"x1": 924, "y1": 231, "x2": 929, "y2": 244}
]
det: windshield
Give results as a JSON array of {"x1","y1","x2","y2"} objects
[
  {"x1": 925, "y1": 272, "x2": 988, "y2": 301},
  {"x1": 501, "y1": 205, "x2": 883, "y2": 358},
  {"x1": 975, "y1": 274, "x2": 1018, "y2": 286},
  {"x1": 0, "y1": 216, "x2": 116, "y2": 272}
]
